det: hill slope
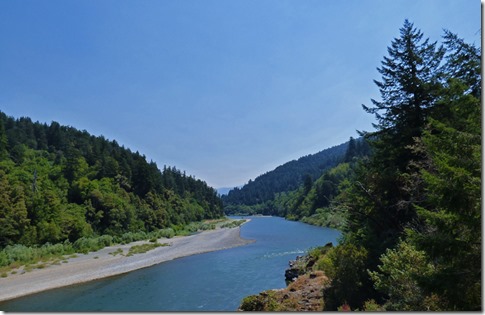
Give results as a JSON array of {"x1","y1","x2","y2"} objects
[
  {"x1": 0, "y1": 111, "x2": 223, "y2": 247},
  {"x1": 222, "y1": 141, "x2": 352, "y2": 213}
]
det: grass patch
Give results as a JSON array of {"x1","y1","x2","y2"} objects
[
  {"x1": 36, "y1": 263, "x2": 46, "y2": 269},
  {"x1": 109, "y1": 248, "x2": 124, "y2": 256},
  {"x1": 1, "y1": 272, "x2": 7, "y2": 278},
  {"x1": 126, "y1": 242, "x2": 169, "y2": 257},
  {"x1": 220, "y1": 219, "x2": 246, "y2": 229},
  {"x1": 93, "y1": 256, "x2": 99, "y2": 259}
]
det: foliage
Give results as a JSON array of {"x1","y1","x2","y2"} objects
[
  {"x1": 368, "y1": 241, "x2": 435, "y2": 311},
  {"x1": 219, "y1": 219, "x2": 246, "y2": 229},
  {"x1": 223, "y1": 141, "x2": 350, "y2": 212},
  {"x1": 322, "y1": 242, "x2": 372, "y2": 310},
  {"x1": 126, "y1": 242, "x2": 169, "y2": 256},
  {"x1": 239, "y1": 294, "x2": 267, "y2": 311},
  {"x1": 0, "y1": 111, "x2": 224, "y2": 250},
  {"x1": 237, "y1": 21, "x2": 480, "y2": 312},
  {"x1": 362, "y1": 299, "x2": 385, "y2": 311},
  {"x1": 225, "y1": 138, "x2": 369, "y2": 232},
  {"x1": 406, "y1": 42, "x2": 481, "y2": 309},
  {"x1": 322, "y1": 22, "x2": 481, "y2": 311}
]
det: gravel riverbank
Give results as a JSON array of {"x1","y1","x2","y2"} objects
[{"x1": 0, "y1": 225, "x2": 253, "y2": 302}]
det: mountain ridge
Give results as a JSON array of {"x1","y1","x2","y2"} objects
[{"x1": 222, "y1": 141, "x2": 349, "y2": 210}]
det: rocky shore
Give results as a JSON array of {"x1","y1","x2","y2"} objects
[{"x1": 239, "y1": 242, "x2": 333, "y2": 311}]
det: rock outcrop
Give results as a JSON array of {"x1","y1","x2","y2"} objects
[
  {"x1": 239, "y1": 271, "x2": 329, "y2": 311},
  {"x1": 239, "y1": 243, "x2": 334, "y2": 311}
]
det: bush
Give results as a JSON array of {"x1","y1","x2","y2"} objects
[
  {"x1": 239, "y1": 295, "x2": 265, "y2": 311},
  {"x1": 38, "y1": 242, "x2": 73, "y2": 258},
  {"x1": 158, "y1": 228, "x2": 175, "y2": 239},
  {"x1": 315, "y1": 254, "x2": 335, "y2": 276},
  {"x1": 220, "y1": 219, "x2": 246, "y2": 229},
  {"x1": 73, "y1": 237, "x2": 98, "y2": 254},
  {"x1": 0, "y1": 251, "x2": 9, "y2": 267},
  {"x1": 368, "y1": 241, "x2": 434, "y2": 311},
  {"x1": 4, "y1": 244, "x2": 34, "y2": 265},
  {"x1": 362, "y1": 299, "x2": 385, "y2": 311},
  {"x1": 119, "y1": 231, "x2": 147, "y2": 244},
  {"x1": 323, "y1": 243, "x2": 369, "y2": 310},
  {"x1": 97, "y1": 235, "x2": 113, "y2": 247}
]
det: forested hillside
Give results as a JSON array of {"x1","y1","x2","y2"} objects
[
  {"x1": 270, "y1": 137, "x2": 370, "y2": 228},
  {"x1": 0, "y1": 112, "x2": 223, "y2": 247},
  {"x1": 239, "y1": 21, "x2": 481, "y2": 311},
  {"x1": 222, "y1": 141, "x2": 352, "y2": 214}
]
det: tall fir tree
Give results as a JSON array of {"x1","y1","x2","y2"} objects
[
  {"x1": 338, "y1": 21, "x2": 447, "y2": 308},
  {"x1": 362, "y1": 19, "x2": 445, "y2": 170},
  {"x1": 348, "y1": 19, "x2": 446, "y2": 258},
  {"x1": 407, "y1": 32, "x2": 481, "y2": 311}
]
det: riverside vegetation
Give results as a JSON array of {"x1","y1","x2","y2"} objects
[
  {"x1": 0, "y1": 109, "x2": 233, "y2": 275},
  {"x1": 0, "y1": 219, "x2": 237, "y2": 276},
  {"x1": 236, "y1": 21, "x2": 481, "y2": 311}
]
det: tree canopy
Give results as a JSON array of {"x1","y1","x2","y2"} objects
[{"x1": 0, "y1": 112, "x2": 223, "y2": 248}]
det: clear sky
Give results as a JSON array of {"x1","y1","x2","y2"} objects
[{"x1": 0, "y1": 0, "x2": 480, "y2": 188}]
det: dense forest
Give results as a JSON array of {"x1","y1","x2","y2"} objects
[
  {"x1": 222, "y1": 141, "x2": 352, "y2": 214},
  {"x1": 223, "y1": 137, "x2": 370, "y2": 228},
  {"x1": 240, "y1": 21, "x2": 481, "y2": 311},
  {"x1": 0, "y1": 113, "x2": 223, "y2": 248},
  {"x1": 271, "y1": 137, "x2": 370, "y2": 228}
]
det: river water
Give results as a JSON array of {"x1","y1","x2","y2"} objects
[{"x1": 0, "y1": 216, "x2": 341, "y2": 311}]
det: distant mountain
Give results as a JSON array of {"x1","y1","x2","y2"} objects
[
  {"x1": 217, "y1": 186, "x2": 241, "y2": 196},
  {"x1": 222, "y1": 141, "x2": 349, "y2": 210}
]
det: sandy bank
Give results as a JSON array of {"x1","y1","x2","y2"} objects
[{"x1": 0, "y1": 225, "x2": 253, "y2": 302}]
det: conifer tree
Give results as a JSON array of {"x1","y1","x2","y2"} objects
[
  {"x1": 340, "y1": 22, "x2": 448, "y2": 308},
  {"x1": 407, "y1": 32, "x2": 481, "y2": 311},
  {"x1": 347, "y1": 20, "x2": 445, "y2": 254},
  {"x1": 362, "y1": 19, "x2": 445, "y2": 170}
]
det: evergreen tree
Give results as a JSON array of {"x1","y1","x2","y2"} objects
[
  {"x1": 338, "y1": 21, "x2": 447, "y2": 308},
  {"x1": 362, "y1": 19, "x2": 445, "y2": 170},
  {"x1": 344, "y1": 137, "x2": 356, "y2": 162},
  {"x1": 348, "y1": 19, "x2": 445, "y2": 261},
  {"x1": 407, "y1": 32, "x2": 481, "y2": 310}
]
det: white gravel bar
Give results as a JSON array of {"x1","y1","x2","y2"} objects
[{"x1": 0, "y1": 225, "x2": 253, "y2": 302}]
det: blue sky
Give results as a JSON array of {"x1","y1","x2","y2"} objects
[{"x1": 0, "y1": 0, "x2": 480, "y2": 188}]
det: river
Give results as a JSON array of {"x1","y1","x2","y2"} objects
[{"x1": 0, "y1": 216, "x2": 341, "y2": 311}]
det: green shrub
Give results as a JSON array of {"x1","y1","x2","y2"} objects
[
  {"x1": 220, "y1": 219, "x2": 246, "y2": 229},
  {"x1": 97, "y1": 235, "x2": 113, "y2": 247},
  {"x1": 158, "y1": 228, "x2": 175, "y2": 239},
  {"x1": 73, "y1": 237, "x2": 97, "y2": 253},
  {"x1": 323, "y1": 243, "x2": 369, "y2": 310},
  {"x1": 368, "y1": 241, "x2": 434, "y2": 311},
  {"x1": 126, "y1": 242, "x2": 168, "y2": 256},
  {"x1": 363, "y1": 299, "x2": 385, "y2": 311},
  {"x1": 0, "y1": 251, "x2": 9, "y2": 267},
  {"x1": 4, "y1": 244, "x2": 34, "y2": 265},
  {"x1": 240, "y1": 295, "x2": 265, "y2": 311}
]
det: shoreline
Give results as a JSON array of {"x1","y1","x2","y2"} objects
[{"x1": 0, "y1": 224, "x2": 254, "y2": 303}]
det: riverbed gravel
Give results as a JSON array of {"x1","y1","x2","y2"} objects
[{"x1": 0, "y1": 225, "x2": 253, "y2": 302}]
